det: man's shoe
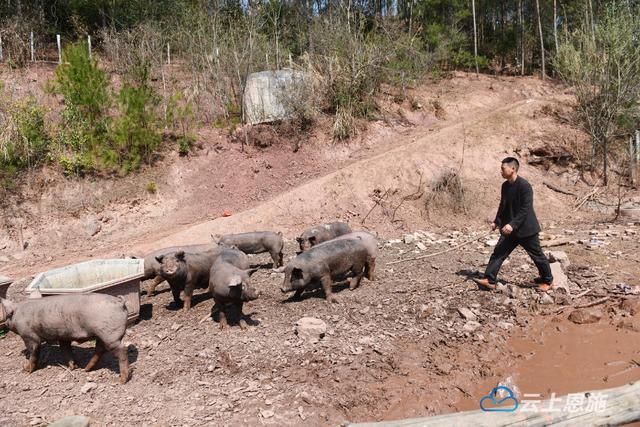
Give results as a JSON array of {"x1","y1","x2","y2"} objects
[
  {"x1": 473, "y1": 277, "x2": 497, "y2": 290},
  {"x1": 538, "y1": 282, "x2": 553, "y2": 292}
]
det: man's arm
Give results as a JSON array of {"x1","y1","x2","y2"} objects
[
  {"x1": 493, "y1": 184, "x2": 505, "y2": 228},
  {"x1": 508, "y1": 181, "x2": 533, "y2": 231}
]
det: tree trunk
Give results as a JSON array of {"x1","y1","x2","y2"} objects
[
  {"x1": 553, "y1": 0, "x2": 559, "y2": 52},
  {"x1": 535, "y1": 0, "x2": 546, "y2": 79},
  {"x1": 472, "y1": 0, "x2": 479, "y2": 76},
  {"x1": 603, "y1": 137, "x2": 608, "y2": 186},
  {"x1": 519, "y1": 0, "x2": 525, "y2": 75}
]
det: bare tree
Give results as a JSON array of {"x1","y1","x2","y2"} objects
[
  {"x1": 553, "y1": 0, "x2": 559, "y2": 53},
  {"x1": 555, "y1": 1, "x2": 640, "y2": 185},
  {"x1": 472, "y1": 0, "x2": 479, "y2": 76},
  {"x1": 535, "y1": 0, "x2": 545, "y2": 79}
]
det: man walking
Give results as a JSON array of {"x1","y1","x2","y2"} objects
[{"x1": 474, "y1": 157, "x2": 553, "y2": 291}]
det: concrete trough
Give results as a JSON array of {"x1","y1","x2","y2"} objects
[
  {"x1": 0, "y1": 275, "x2": 13, "y2": 328},
  {"x1": 26, "y1": 259, "x2": 143, "y2": 325}
]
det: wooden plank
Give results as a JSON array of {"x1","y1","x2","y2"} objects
[{"x1": 347, "y1": 381, "x2": 640, "y2": 427}]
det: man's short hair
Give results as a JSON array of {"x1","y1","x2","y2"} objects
[{"x1": 501, "y1": 157, "x2": 520, "y2": 171}]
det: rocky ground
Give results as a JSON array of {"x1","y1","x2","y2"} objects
[{"x1": 0, "y1": 218, "x2": 638, "y2": 426}]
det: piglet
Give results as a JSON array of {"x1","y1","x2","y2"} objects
[
  {"x1": 209, "y1": 258, "x2": 260, "y2": 330},
  {"x1": 1, "y1": 294, "x2": 131, "y2": 383},
  {"x1": 296, "y1": 222, "x2": 352, "y2": 252}
]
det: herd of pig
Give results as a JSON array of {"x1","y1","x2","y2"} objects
[{"x1": 0, "y1": 222, "x2": 377, "y2": 384}]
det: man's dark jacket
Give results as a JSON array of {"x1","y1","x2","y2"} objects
[{"x1": 494, "y1": 176, "x2": 541, "y2": 238}]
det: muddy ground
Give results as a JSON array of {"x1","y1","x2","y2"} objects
[{"x1": 0, "y1": 219, "x2": 638, "y2": 426}]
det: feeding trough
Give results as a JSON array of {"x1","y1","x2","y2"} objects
[
  {"x1": 26, "y1": 259, "x2": 143, "y2": 325},
  {"x1": 0, "y1": 275, "x2": 13, "y2": 328}
]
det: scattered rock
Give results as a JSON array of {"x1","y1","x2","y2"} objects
[
  {"x1": 538, "y1": 293, "x2": 554, "y2": 305},
  {"x1": 506, "y1": 284, "x2": 520, "y2": 299},
  {"x1": 549, "y1": 262, "x2": 570, "y2": 295},
  {"x1": 170, "y1": 323, "x2": 182, "y2": 331},
  {"x1": 260, "y1": 409, "x2": 274, "y2": 419},
  {"x1": 404, "y1": 234, "x2": 416, "y2": 244},
  {"x1": 457, "y1": 307, "x2": 477, "y2": 321},
  {"x1": 553, "y1": 291, "x2": 571, "y2": 306},
  {"x1": 545, "y1": 250, "x2": 570, "y2": 268},
  {"x1": 80, "y1": 382, "x2": 97, "y2": 394},
  {"x1": 619, "y1": 299, "x2": 640, "y2": 315},
  {"x1": 295, "y1": 317, "x2": 327, "y2": 343},
  {"x1": 617, "y1": 318, "x2": 640, "y2": 332},
  {"x1": 85, "y1": 219, "x2": 102, "y2": 237},
  {"x1": 0, "y1": 256, "x2": 9, "y2": 263},
  {"x1": 49, "y1": 415, "x2": 90, "y2": 427},
  {"x1": 463, "y1": 321, "x2": 481, "y2": 332},
  {"x1": 485, "y1": 239, "x2": 498, "y2": 247},
  {"x1": 497, "y1": 321, "x2": 514, "y2": 330},
  {"x1": 416, "y1": 242, "x2": 427, "y2": 251},
  {"x1": 568, "y1": 308, "x2": 602, "y2": 324}
]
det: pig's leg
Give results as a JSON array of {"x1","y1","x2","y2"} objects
[
  {"x1": 269, "y1": 250, "x2": 282, "y2": 267},
  {"x1": 59, "y1": 341, "x2": 77, "y2": 370},
  {"x1": 236, "y1": 302, "x2": 247, "y2": 330},
  {"x1": 219, "y1": 306, "x2": 228, "y2": 330},
  {"x1": 146, "y1": 276, "x2": 165, "y2": 296},
  {"x1": 349, "y1": 262, "x2": 365, "y2": 290},
  {"x1": 321, "y1": 275, "x2": 338, "y2": 304},
  {"x1": 183, "y1": 285, "x2": 193, "y2": 311},
  {"x1": 170, "y1": 286, "x2": 182, "y2": 307},
  {"x1": 292, "y1": 289, "x2": 304, "y2": 299},
  {"x1": 365, "y1": 257, "x2": 376, "y2": 281},
  {"x1": 85, "y1": 340, "x2": 105, "y2": 372},
  {"x1": 115, "y1": 344, "x2": 130, "y2": 384},
  {"x1": 22, "y1": 337, "x2": 41, "y2": 373}
]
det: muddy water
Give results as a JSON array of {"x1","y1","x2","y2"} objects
[{"x1": 457, "y1": 315, "x2": 640, "y2": 415}]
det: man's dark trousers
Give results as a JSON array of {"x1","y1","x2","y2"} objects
[{"x1": 484, "y1": 232, "x2": 552, "y2": 284}]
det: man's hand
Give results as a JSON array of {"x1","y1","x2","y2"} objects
[
  {"x1": 501, "y1": 224, "x2": 513, "y2": 235},
  {"x1": 491, "y1": 222, "x2": 497, "y2": 231}
]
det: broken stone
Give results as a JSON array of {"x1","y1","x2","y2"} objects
[
  {"x1": 625, "y1": 229, "x2": 637, "y2": 235},
  {"x1": 295, "y1": 317, "x2": 327, "y2": 343},
  {"x1": 84, "y1": 218, "x2": 102, "y2": 237},
  {"x1": 506, "y1": 284, "x2": 520, "y2": 299},
  {"x1": 568, "y1": 308, "x2": 602, "y2": 324},
  {"x1": 545, "y1": 250, "x2": 570, "y2": 268},
  {"x1": 549, "y1": 262, "x2": 570, "y2": 295},
  {"x1": 457, "y1": 307, "x2": 477, "y2": 321},
  {"x1": 403, "y1": 234, "x2": 416, "y2": 244},
  {"x1": 170, "y1": 323, "x2": 182, "y2": 331},
  {"x1": 416, "y1": 242, "x2": 427, "y2": 251},
  {"x1": 497, "y1": 321, "x2": 514, "y2": 330},
  {"x1": 243, "y1": 70, "x2": 307, "y2": 124},
  {"x1": 49, "y1": 415, "x2": 90, "y2": 427},
  {"x1": 80, "y1": 382, "x2": 97, "y2": 394},
  {"x1": 538, "y1": 293, "x2": 554, "y2": 305},
  {"x1": 463, "y1": 321, "x2": 481, "y2": 332},
  {"x1": 485, "y1": 239, "x2": 498, "y2": 247},
  {"x1": 0, "y1": 256, "x2": 9, "y2": 263},
  {"x1": 260, "y1": 409, "x2": 274, "y2": 419}
]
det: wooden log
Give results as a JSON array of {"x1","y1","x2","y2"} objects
[
  {"x1": 544, "y1": 181, "x2": 577, "y2": 197},
  {"x1": 347, "y1": 381, "x2": 640, "y2": 427},
  {"x1": 540, "y1": 238, "x2": 575, "y2": 248}
]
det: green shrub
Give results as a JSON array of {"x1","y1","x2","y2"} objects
[
  {"x1": 0, "y1": 96, "x2": 51, "y2": 186},
  {"x1": 111, "y1": 60, "x2": 162, "y2": 172}
]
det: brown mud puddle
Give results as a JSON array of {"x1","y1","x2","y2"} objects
[{"x1": 457, "y1": 315, "x2": 640, "y2": 412}]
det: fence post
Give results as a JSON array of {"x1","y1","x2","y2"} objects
[
  {"x1": 167, "y1": 43, "x2": 170, "y2": 65},
  {"x1": 56, "y1": 35, "x2": 61, "y2": 64},
  {"x1": 88, "y1": 35, "x2": 92, "y2": 59},
  {"x1": 289, "y1": 53, "x2": 292, "y2": 69},
  {"x1": 30, "y1": 31, "x2": 34, "y2": 62},
  {"x1": 0, "y1": 35, "x2": 3, "y2": 61}
]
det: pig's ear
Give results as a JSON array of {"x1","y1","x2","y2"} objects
[
  {"x1": 291, "y1": 268, "x2": 304, "y2": 280},
  {"x1": 245, "y1": 268, "x2": 259, "y2": 277},
  {"x1": 0, "y1": 298, "x2": 15, "y2": 318},
  {"x1": 155, "y1": 255, "x2": 164, "y2": 264},
  {"x1": 175, "y1": 251, "x2": 186, "y2": 261},
  {"x1": 308, "y1": 236, "x2": 317, "y2": 245},
  {"x1": 227, "y1": 277, "x2": 242, "y2": 287}
]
